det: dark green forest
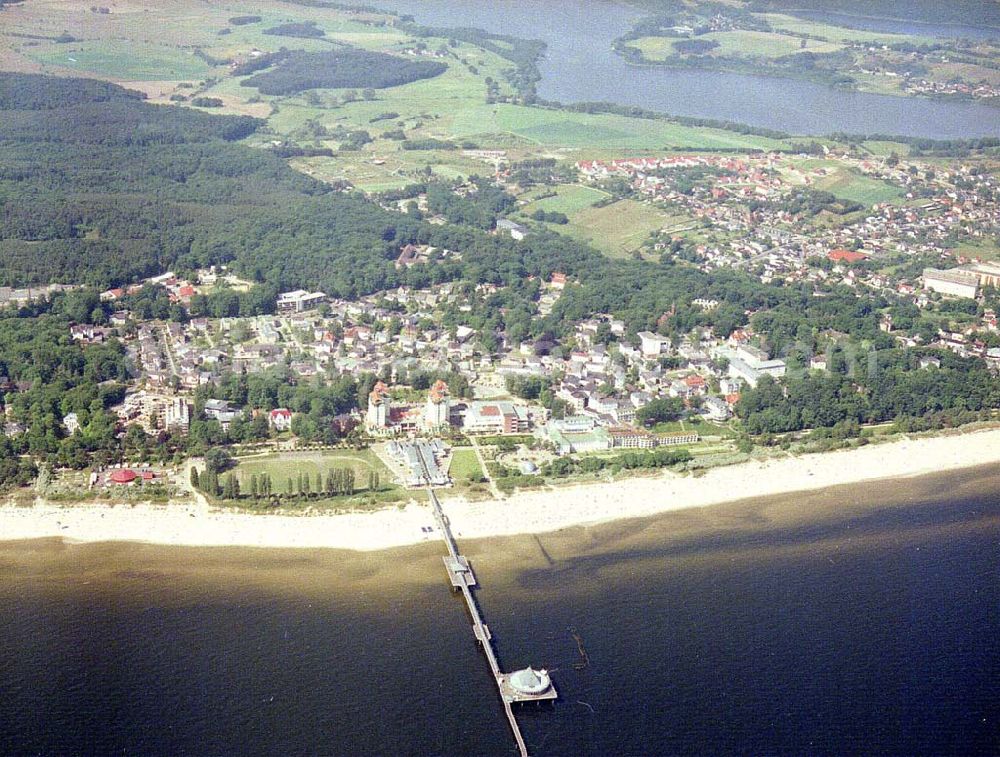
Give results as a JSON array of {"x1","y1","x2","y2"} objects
[
  {"x1": 0, "y1": 73, "x2": 429, "y2": 293},
  {"x1": 263, "y1": 21, "x2": 326, "y2": 38},
  {"x1": 241, "y1": 49, "x2": 447, "y2": 95}
]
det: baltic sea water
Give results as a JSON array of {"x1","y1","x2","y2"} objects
[{"x1": 2, "y1": 467, "x2": 998, "y2": 755}]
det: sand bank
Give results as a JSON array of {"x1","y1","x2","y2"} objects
[{"x1": 2, "y1": 430, "x2": 999, "y2": 551}]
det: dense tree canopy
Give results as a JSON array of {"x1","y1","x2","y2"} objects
[{"x1": 241, "y1": 49, "x2": 447, "y2": 95}]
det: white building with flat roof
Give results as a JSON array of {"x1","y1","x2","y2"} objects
[
  {"x1": 277, "y1": 290, "x2": 327, "y2": 313},
  {"x1": 716, "y1": 344, "x2": 786, "y2": 388},
  {"x1": 164, "y1": 397, "x2": 192, "y2": 433},
  {"x1": 923, "y1": 268, "x2": 979, "y2": 299},
  {"x1": 636, "y1": 331, "x2": 671, "y2": 358}
]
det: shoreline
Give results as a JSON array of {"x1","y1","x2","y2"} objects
[{"x1": 2, "y1": 429, "x2": 999, "y2": 552}]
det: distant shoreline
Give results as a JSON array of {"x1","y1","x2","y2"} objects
[{"x1": 2, "y1": 428, "x2": 1000, "y2": 552}]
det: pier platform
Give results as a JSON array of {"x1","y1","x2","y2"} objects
[
  {"x1": 498, "y1": 673, "x2": 559, "y2": 704},
  {"x1": 442, "y1": 555, "x2": 477, "y2": 587}
]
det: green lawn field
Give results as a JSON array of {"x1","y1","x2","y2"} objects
[{"x1": 448, "y1": 449, "x2": 484, "y2": 481}]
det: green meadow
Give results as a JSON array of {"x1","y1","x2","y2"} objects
[
  {"x1": 556, "y1": 199, "x2": 688, "y2": 259},
  {"x1": 631, "y1": 30, "x2": 842, "y2": 61},
  {"x1": 813, "y1": 170, "x2": 906, "y2": 205},
  {"x1": 521, "y1": 184, "x2": 609, "y2": 215}
]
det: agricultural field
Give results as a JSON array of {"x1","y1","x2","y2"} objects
[
  {"x1": 931, "y1": 60, "x2": 1000, "y2": 88},
  {"x1": 26, "y1": 40, "x2": 211, "y2": 81},
  {"x1": 761, "y1": 13, "x2": 940, "y2": 46},
  {"x1": 704, "y1": 30, "x2": 843, "y2": 57},
  {"x1": 448, "y1": 104, "x2": 788, "y2": 151},
  {"x1": 779, "y1": 159, "x2": 905, "y2": 205},
  {"x1": 951, "y1": 238, "x2": 1000, "y2": 263},
  {"x1": 234, "y1": 449, "x2": 396, "y2": 493},
  {"x1": 863, "y1": 140, "x2": 913, "y2": 157}
]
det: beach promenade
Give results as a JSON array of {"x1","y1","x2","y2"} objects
[{"x1": 2, "y1": 429, "x2": 1000, "y2": 551}]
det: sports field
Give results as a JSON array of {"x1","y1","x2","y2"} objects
[{"x1": 235, "y1": 449, "x2": 395, "y2": 492}]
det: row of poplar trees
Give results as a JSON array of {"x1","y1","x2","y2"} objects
[{"x1": 193, "y1": 466, "x2": 381, "y2": 500}]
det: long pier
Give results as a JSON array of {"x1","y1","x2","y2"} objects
[{"x1": 428, "y1": 488, "x2": 555, "y2": 757}]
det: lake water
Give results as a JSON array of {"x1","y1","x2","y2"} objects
[
  {"x1": 2, "y1": 466, "x2": 998, "y2": 756},
  {"x1": 374, "y1": 0, "x2": 1000, "y2": 138}
]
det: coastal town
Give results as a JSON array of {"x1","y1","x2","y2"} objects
[{"x1": 4, "y1": 140, "x2": 1000, "y2": 504}]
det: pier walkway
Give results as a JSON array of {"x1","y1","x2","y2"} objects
[{"x1": 428, "y1": 489, "x2": 555, "y2": 757}]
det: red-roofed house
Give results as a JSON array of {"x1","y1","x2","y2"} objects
[
  {"x1": 100, "y1": 288, "x2": 125, "y2": 302},
  {"x1": 684, "y1": 374, "x2": 707, "y2": 390},
  {"x1": 827, "y1": 249, "x2": 869, "y2": 264},
  {"x1": 269, "y1": 408, "x2": 293, "y2": 432}
]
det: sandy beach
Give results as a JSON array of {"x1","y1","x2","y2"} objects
[{"x1": 2, "y1": 429, "x2": 999, "y2": 551}]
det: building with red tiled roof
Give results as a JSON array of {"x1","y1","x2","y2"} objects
[
  {"x1": 109, "y1": 469, "x2": 138, "y2": 485},
  {"x1": 461, "y1": 401, "x2": 531, "y2": 435},
  {"x1": 366, "y1": 381, "x2": 392, "y2": 430},
  {"x1": 425, "y1": 380, "x2": 450, "y2": 428}
]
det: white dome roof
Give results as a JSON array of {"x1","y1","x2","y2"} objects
[{"x1": 509, "y1": 667, "x2": 551, "y2": 695}]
